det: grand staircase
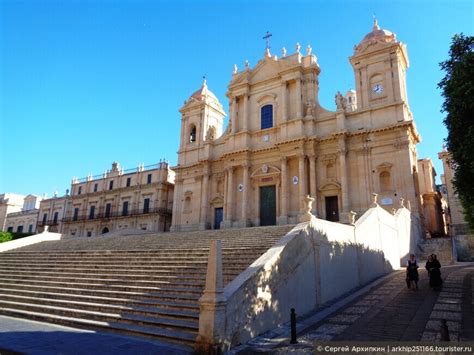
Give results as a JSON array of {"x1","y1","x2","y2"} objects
[{"x1": 0, "y1": 225, "x2": 293, "y2": 348}]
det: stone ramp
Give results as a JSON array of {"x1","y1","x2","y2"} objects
[{"x1": 0, "y1": 225, "x2": 293, "y2": 347}]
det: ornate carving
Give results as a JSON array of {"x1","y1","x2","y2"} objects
[
  {"x1": 349, "y1": 211, "x2": 357, "y2": 225},
  {"x1": 371, "y1": 192, "x2": 378, "y2": 207},
  {"x1": 399, "y1": 197, "x2": 405, "y2": 208},
  {"x1": 335, "y1": 91, "x2": 347, "y2": 111},
  {"x1": 300, "y1": 195, "x2": 315, "y2": 222},
  {"x1": 281, "y1": 47, "x2": 287, "y2": 57}
]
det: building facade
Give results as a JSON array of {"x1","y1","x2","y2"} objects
[
  {"x1": 438, "y1": 150, "x2": 470, "y2": 236},
  {"x1": 62, "y1": 161, "x2": 174, "y2": 237},
  {"x1": 3, "y1": 194, "x2": 42, "y2": 233},
  {"x1": 37, "y1": 195, "x2": 69, "y2": 233},
  {"x1": 171, "y1": 20, "x2": 425, "y2": 232},
  {"x1": 0, "y1": 193, "x2": 26, "y2": 231}
]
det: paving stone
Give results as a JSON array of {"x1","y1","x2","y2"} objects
[
  {"x1": 313, "y1": 324, "x2": 349, "y2": 335},
  {"x1": 343, "y1": 306, "x2": 370, "y2": 314},
  {"x1": 328, "y1": 314, "x2": 360, "y2": 324},
  {"x1": 438, "y1": 292, "x2": 462, "y2": 298},
  {"x1": 433, "y1": 303, "x2": 462, "y2": 312},
  {"x1": 425, "y1": 319, "x2": 461, "y2": 332},
  {"x1": 354, "y1": 299, "x2": 380, "y2": 307},
  {"x1": 300, "y1": 332, "x2": 334, "y2": 341},
  {"x1": 421, "y1": 331, "x2": 438, "y2": 341},
  {"x1": 437, "y1": 297, "x2": 463, "y2": 304},
  {"x1": 430, "y1": 311, "x2": 462, "y2": 321}
]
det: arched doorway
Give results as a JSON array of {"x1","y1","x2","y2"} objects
[{"x1": 101, "y1": 227, "x2": 109, "y2": 234}]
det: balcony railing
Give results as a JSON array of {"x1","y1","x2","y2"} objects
[
  {"x1": 62, "y1": 207, "x2": 172, "y2": 223},
  {"x1": 37, "y1": 220, "x2": 59, "y2": 227}
]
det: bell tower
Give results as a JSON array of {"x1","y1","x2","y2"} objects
[
  {"x1": 177, "y1": 79, "x2": 226, "y2": 166},
  {"x1": 349, "y1": 20, "x2": 410, "y2": 114}
]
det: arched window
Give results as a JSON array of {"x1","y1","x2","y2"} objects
[
  {"x1": 189, "y1": 125, "x2": 197, "y2": 143},
  {"x1": 261, "y1": 105, "x2": 273, "y2": 130},
  {"x1": 380, "y1": 171, "x2": 391, "y2": 191}
]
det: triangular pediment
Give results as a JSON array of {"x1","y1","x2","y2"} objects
[{"x1": 230, "y1": 57, "x2": 297, "y2": 87}]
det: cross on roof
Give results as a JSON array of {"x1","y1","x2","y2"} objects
[{"x1": 263, "y1": 31, "x2": 272, "y2": 50}]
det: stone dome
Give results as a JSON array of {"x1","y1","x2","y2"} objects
[
  {"x1": 188, "y1": 79, "x2": 219, "y2": 103},
  {"x1": 355, "y1": 19, "x2": 397, "y2": 54}
]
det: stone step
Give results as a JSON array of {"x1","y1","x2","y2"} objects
[
  {"x1": 0, "y1": 259, "x2": 255, "y2": 267},
  {"x1": 0, "y1": 274, "x2": 206, "y2": 288},
  {"x1": 0, "y1": 300, "x2": 199, "y2": 331},
  {"x1": 0, "y1": 293, "x2": 199, "y2": 320},
  {"x1": 0, "y1": 282, "x2": 201, "y2": 302},
  {"x1": 0, "y1": 307, "x2": 197, "y2": 346},
  {"x1": 0, "y1": 278, "x2": 204, "y2": 295},
  {"x1": 0, "y1": 287, "x2": 199, "y2": 310}
]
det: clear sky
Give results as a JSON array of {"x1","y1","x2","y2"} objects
[{"x1": 1, "y1": 0, "x2": 473, "y2": 197}]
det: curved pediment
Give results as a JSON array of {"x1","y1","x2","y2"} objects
[
  {"x1": 210, "y1": 195, "x2": 224, "y2": 205},
  {"x1": 319, "y1": 181, "x2": 341, "y2": 191},
  {"x1": 250, "y1": 164, "x2": 281, "y2": 178}
]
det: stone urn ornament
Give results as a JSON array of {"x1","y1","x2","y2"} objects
[{"x1": 300, "y1": 195, "x2": 315, "y2": 222}]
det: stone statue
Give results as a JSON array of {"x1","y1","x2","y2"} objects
[
  {"x1": 371, "y1": 192, "x2": 378, "y2": 207},
  {"x1": 335, "y1": 91, "x2": 347, "y2": 111},
  {"x1": 300, "y1": 195, "x2": 315, "y2": 222},
  {"x1": 399, "y1": 197, "x2": 405, "y2": 208},
  {"x1": 244, "y1": 60, "x2": 250, "y2": 69},
  {"x1": 295, "y1": 42, "x2": 301, "y2": 53},
  {"x1": 281, "y1": 47, "x2": 287, "y2": 57},
  {"x1": 349, "y1": 211, "x2": 357, "y2": 225},
  {"x1": 306, "y1": 45, "x2": 312, "y2": 56},
  {"x1": 305, "y1": 100, "x2": 314, "y2": 117},
  {"x1": 206, "y1": 126, "x2": 216, "y2": 141},
  {"x1": 233, "y1": 64, "x2": 238, "y2": 74}
]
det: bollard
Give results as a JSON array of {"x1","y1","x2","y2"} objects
[
  {"x1": 290, "y1": 308, "x2": 298, "y2": 344},
  {"x1": 440, "y1": 319, "x2": 450, "y2": 341}
]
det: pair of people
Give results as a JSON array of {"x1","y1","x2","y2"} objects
[{"x1": 405, "y1": 253, "x2": 442, "y2": 290}]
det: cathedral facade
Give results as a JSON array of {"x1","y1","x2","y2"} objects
[{"x1": 171, "y1": 21, "x2": 423, "y2": 232}]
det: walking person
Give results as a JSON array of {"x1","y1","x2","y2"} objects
[
  {"x1": 425, "y1": 254, "x2": 443, "y2": 290},
  {"x1": 406, "y1": 254, "x2": 419, "y2": 290}
]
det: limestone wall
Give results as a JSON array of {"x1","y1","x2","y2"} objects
[
  {"x1": 213, "y1": 204, "x2": 421, "y2": 348},
  {"x1": 0, "y1": 230, "x2": 62, "y2": 252}
]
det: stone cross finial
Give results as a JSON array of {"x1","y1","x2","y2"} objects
[
  {"x1": 244, "y1": 60, "x2": 250, "y2": 69},
  {"x1": 306, "y1": 45, "x2": 312, "y2": 56},
  {"x1": 371, "y1": 192, "x2": 378, "y2": 207},
  {"x1": 300, "y1": 195, "x2": 315, "y2": 222},
  {"x1": 233, "y1": 64, "x2": 238, "y2": 75},
  {"x1": 282, "y1": 47, "x2": 287, "y2": 57},
  {"x1": 295, "y1": 42, "x2": 301, "y2": 53},
  {"x1": 399, "y1": 197, "x2": 405, "y2": 208}
]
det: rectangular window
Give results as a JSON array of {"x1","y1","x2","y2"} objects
[
  {"x1": 17, "y1": 225, "x2": 23, "y2": 233},
  {"x1": 42, "y1": 213, "x2": 47, "y2": 224},
  {"x1": 122, "y1": 201, "x2": 129, "y2": 216},
  {"x1": 147, "y1": 174, "x2": 152, "y2": 184},
  {"x1": 7, "y1": 227, "x2": 13, "y2": 232},
  {"x1": 105, "y1": 203, "x2": 112, "y2": 218},
  {"x1": 53, "y1": 212, "x2": 59, "y2": 224},
  {"x1": 94, "y1": 183, "x2": 98, "y2": 192},
  {"x1": 28, "y1": 224, "x2": 33, "y2": 233},
  {"x1": 73, "y1": 208, "x2": 79, "y2": 221},
  {"x1": 78, "y1": 186, "x2": 82, "y2": 195},
  {"x1": 261, "y1": 105, "x2": 273, "y2": 130},
  {"x1": 89, "y1": 206, "x2": 95, "y2": 220},
  {"x1": 126, "y1": 177, "x2": 131, "y2": 187},
  {"x1": 143, "y1": 198, "x2": 150, "y2": 213},
  {"x1": 109, "y1": 180, "x2": 114, "y2": 190}
]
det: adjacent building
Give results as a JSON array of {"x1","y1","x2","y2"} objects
[
  {"x1": 0, "y1": 193, "x2": 26, "y2": 231},
  {"x1": 62, "y1": 161, "x2": 174, "y2": 237},
  {"x1": 37, "y1": 195, "x2": 69, "y2": 233},
  {"x1": 3, "y1": 194, "x2": 42, "y2": 233},
  {"x1": 438, "y1": 150, "x2": 470, "y2": 236},
  {"x1": 171, "y1": 20, "x2": 426, "y2": 232}
]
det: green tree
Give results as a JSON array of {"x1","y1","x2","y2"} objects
[{"x1": 438, "y1": 33, "x2": 474, "y2": 231}]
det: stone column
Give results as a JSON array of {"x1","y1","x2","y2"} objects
[
  {"x1": 281, "y1": 81, "x2": 288, "y2": 121},
  {"x1": 223, "y1": 167, "x2": 234, "y2": 228},
  {"x1": 309, "y1": 154, "x2": 317, "y2": 215},
  {"x1": 296, "y1": 78, "x2": 302, "y2": 119},
  {"x1": 339, "y1": 138, "x2": 350, "y2": 222},
  {"x1": 278, "y1": 157, "x2": 288, "y2": 225},
  {"x1": 199, "y1": 171, "x2": 210, "y2": 230},
  {"x1": 242, "y1": 95, "x2": 249, "y2": 131},
  {"x1": 240, "y1": 164, "x2": 251, "y2": 227},
  {"x1": 298, "y1": 154, "x2": 307, "y2": 213},
  {"x1": 231, "y1": 97, "x2": 237, "y2": 134}
]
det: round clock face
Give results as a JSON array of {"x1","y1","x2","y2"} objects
[{"x1": 373, "y1": 84, "x2": 384, "y2": 94}]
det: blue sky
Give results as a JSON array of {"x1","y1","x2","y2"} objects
[{"x1": 1, "y1": 0, "x2": 473, "y2": 197}]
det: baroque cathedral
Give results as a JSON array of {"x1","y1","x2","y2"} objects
[{"x1": 170, "y1": 21, "x2": 426, "y2": 232}]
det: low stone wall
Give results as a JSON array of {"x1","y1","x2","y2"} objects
[
  {"x1": 0, "y1": 231, "x2": 62, "y2": 252},
  {"x1": 196, "y1": 204, "x2": 422, "y2": 351},
  {"x1": 453, "y1": 234, "x2": 474, "y2": 261}
]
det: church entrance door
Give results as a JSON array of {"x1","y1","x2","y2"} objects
[
  {"x1": 260, "y1": 185, "x2": 276, "y2": 226},
  {"x1": 214, "y1": 208, "x2": 223, "y2": 229},
  {"x1": 325, "y1": 196, "x2": 339, "y2": 222}
]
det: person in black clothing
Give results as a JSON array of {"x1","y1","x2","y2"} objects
[
  {"x1": 425, "y1": 254, "x2": 442, "y2": 290},
  {"x1": 406, "y1": 254, "x2": 419, "y2": 290}
]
